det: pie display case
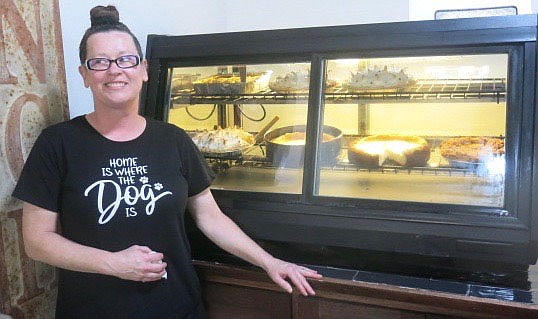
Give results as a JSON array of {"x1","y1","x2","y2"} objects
[
  {"x1": 318, "y1": 55, "x2": 507, "y2": 207},
  {"x1": 143, "y1": 14, "x2": 538, "y2": 267}
]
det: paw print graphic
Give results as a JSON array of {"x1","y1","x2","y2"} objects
[
  {"x1": 139, "y1": 176, "x2": 149, "y2": 184},
  {"x1": 154, "y1": 183, "x2": 164, "y2": 191}
]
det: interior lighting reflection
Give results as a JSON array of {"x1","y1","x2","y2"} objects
[{"x1": 485, "y1": 155, "x2": 505, "y2": 176}]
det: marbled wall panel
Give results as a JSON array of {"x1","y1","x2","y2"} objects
[{"x1": 0, "y1": 0, "x2": 67, "y2": 317}]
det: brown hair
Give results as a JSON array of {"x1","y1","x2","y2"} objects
[{"x1": 78, "y1": 5, "x2": 143, "y2": 64}]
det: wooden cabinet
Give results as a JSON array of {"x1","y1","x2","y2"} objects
[
  {"x1": 203, "y1": 282, "x2": 291, "y2": 319},
  {"x1": 195, "y1": 261, "x2": 537, "y2": 319}
]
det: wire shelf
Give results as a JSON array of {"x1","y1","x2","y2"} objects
[{"x1": 171, "y1": 78, "x2": 506, "y2": 105}]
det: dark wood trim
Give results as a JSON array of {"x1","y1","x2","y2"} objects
[{"x1": 194, "y1": 260, "x2": 538, "y2": 319}]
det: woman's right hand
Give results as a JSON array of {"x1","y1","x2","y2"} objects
[{"x1": 108, "y1": 245, "x2": 167, "y2": 282}]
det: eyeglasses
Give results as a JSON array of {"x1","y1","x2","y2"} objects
[{"x1": 85, "y1": 55, "x2": 140, "y2": 71}]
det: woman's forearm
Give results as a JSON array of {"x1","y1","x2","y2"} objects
[
  {"x1": 188, "y1": 189, "x2": 322, "y2": 296},
  {"x1": 193, "y1": 206, "x2": 275, "y2": 271},
  {"x1": 22, "y1": 203, "x2": 166, "y2": 281},
  {"x1": 24, "y1": 226, "x2": 115, "y2": 275}
]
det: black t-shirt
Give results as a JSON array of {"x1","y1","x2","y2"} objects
[{"x1": 13, "y1": 116, "x2": 214, "y2": 319}]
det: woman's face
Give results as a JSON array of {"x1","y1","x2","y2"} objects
[{"x1": 78, "y1": 31, "x2": 148, "y2": 111}]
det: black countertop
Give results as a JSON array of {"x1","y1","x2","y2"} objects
[
  {"x1": 305, "y1": 263, "x2": 538, "y2": 305},
  {"x1": 192, "y1": 238, "x2": 538, "y2": 306}
]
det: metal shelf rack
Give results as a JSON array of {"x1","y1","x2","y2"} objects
[{"x1": 171, "y1": 78, "x2": 506, "y2": 106}]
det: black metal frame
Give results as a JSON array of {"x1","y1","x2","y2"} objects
[{"x1": 142, "y1": 14, "x2": 538, "y2": 264}]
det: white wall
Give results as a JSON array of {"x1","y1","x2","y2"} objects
[{"x1": 59, "y1": 0, "x2": 409, "y2": 118}]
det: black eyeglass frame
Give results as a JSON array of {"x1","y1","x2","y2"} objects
[{"x1": 85, "y1": 55, "x2": 141, "y2": 71}]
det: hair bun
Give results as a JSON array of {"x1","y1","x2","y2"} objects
[{"x1": 90, "y1": 5, "x2": 120, "y2": 27}]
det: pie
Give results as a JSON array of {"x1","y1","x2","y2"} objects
[
  {"x1": 269, "y1": 71, "x2": 337, "y2": 93},
  {"x1": 171, "y1": 74, "x2": 199, "y2": 93},
  {"x1": 439, "y1": 136, "x2": 505, "y2": 163},
  {"x1": 192, "y1": 71, "x2": 272, "y2": 94},
  {"x1": 344, "y1": 66, "x2": 415, "y2": 91},
  {"x1": 270, "y1": 131, "x2": 336, "y2": 145},
  {"x1": 189, "y1": 127, "x2": 254, "y2": 153},
  {"x1": 348, "y1": 134, "x2": 430, "y2": 167}
]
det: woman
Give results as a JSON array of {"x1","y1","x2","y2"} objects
[{"x1": 13, "y1": 5, "x2": 321, "y2": 319}]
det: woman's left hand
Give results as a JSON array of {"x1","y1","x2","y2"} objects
[{"x1": 264, "y1": 258, "x2": 323, "y2": 296}]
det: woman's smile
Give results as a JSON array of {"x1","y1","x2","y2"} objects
[{"x1": 105, "y1": 81, "x2": 128, "y2": 88}]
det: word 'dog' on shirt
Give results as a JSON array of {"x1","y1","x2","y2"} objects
[{"x1": 85, "y1": 156, "x2": 172, "y2": 224}]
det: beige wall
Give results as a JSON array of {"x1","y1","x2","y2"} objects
[{"x1": 0, "y1": 0, "x2": 68, "y2": 317}]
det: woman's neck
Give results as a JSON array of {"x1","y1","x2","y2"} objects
[{"x1": 86, "y1": 110, "x2": 146, "y2": 142}]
